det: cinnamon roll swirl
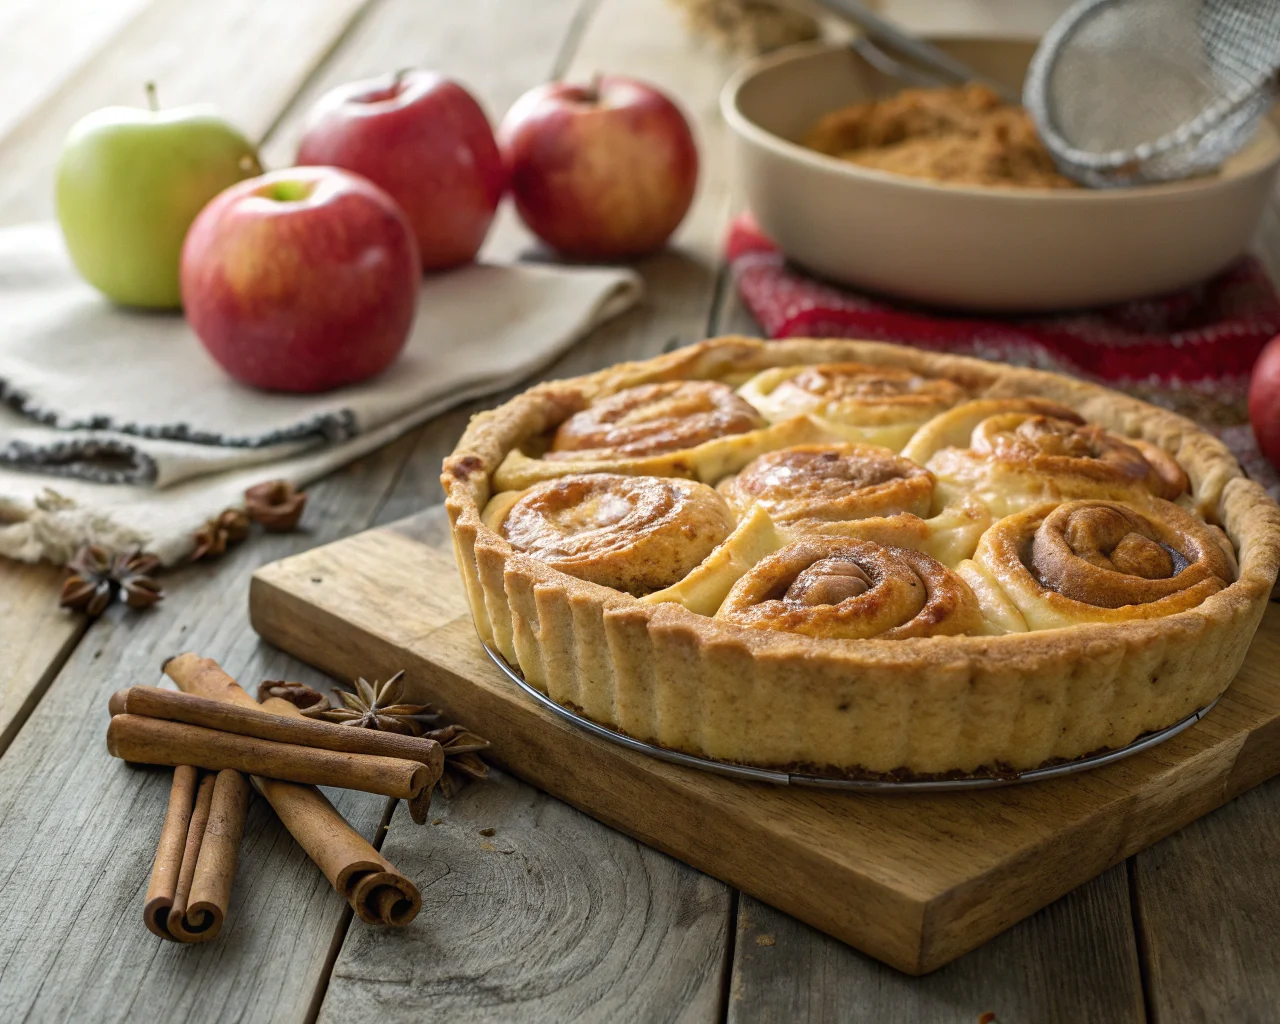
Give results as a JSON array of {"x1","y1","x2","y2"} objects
[
  {"x1": 716, "y1": 443, "x2": 934, "y2": 526},
  {"x1": 958, "y1": 499, "x2": 1236, "y2": 632},
  {"x1": 901, "y1": 399, "x2": 1188, "y2": 517},
  {"x1": 717, "y1": 537, "x2": 984, "y2": 639},
  {"x1": 485, "y1": 474, "x2": 734, "y2": 596},
  {"x1": 548, "y1": 381, "x2": 765, "y2": 460},
  {"x1": 739, "y1": 362, "x2": 968, "y2": 450}
]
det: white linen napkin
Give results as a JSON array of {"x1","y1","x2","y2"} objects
[{"x1": 0, "y1": 222, "x2": 641, "y2": 565}]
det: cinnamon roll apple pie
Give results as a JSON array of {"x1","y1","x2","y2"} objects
[{"x1": 444, "y1": 337, "x2": 1280, "y2": 778}]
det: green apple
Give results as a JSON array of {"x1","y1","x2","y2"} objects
[{"x1": 55, "y1": 84, "x2": 261, "y2": 309}]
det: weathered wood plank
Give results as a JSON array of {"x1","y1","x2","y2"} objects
[
  {"x1": 728, "y1": 867, "x2": 1144, "y2": 1024},
  {"x1": 320, "y1": 768, "x2": 730, "y2": 1023},
  {"x1": 0, "y1": 439, "x2": 415, "y2": 1024},
  {"x1": 1132, "y1": 777, "x2": 1280, "y2": 1023},
  {"x1": 0, "y1": 0, "x2": 372, "y2": 226},
  {"x1": 0, "y1": 562, "x2": 86, "y2": 755}
]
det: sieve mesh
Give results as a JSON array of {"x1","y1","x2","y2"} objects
[{"x1": 1024, "y1": 0, "x2": 1280, "y2": 186}]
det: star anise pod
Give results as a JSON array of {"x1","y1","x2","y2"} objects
[
  {"x1": 301, "y1": 671, "x2": 491, "y2": 801},
  {"x1": 60, "y1": 545, "x2": 163, "y2": 617},
  {"x1": 190, "y1": 508, "x2": 251, "y2": 561},
  {"x1": 257, "y1": 679, "x2": 327, "y2": 710},
  {"x1": 115, "y1": 552, "x2": 163, "y2": 608},
  {"x1": 425, "y1": 723, "x2": 491, "y2": 797},
  {"x1": 244, "y1": 480, "x2": 307, "y2": 532},
  {"x1": 301, "y1": 670, "x2": 439, "y2": 735}
]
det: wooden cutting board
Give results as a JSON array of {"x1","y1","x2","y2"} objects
[{"x1": 249, "y1": 513, "x2": 1280, "y2": 975}]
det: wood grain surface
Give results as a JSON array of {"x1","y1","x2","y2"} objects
[
  {"x1": 320, "y1": 769, "x2": 731, "y2": 1023},
  {"x1": 0, "y1": 562, "x2": 86, "y2": 755},
  {"x1": 1133, "y1": 781, "x2": 1280, "y2": 1023},
  {"x1": 727, "y1": 868, "x2": 1144, "y2": 1024}
]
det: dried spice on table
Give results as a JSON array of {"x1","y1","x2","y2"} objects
[
  {"x1": 244, "y1": 479, "x2": 307, "y2": 531},
  {"x1": 301, "y1": 670, "x2": 437, "y2": 734},
  {"x1": 257, "y1": 679, "x2": 326, "y2": 710},
  {"x1": 303, "y1": 670, "x2": 491, "y2": 796},
  {"x1": 105, "y1": 654, "x2": 494, "y2": 943},
  {"x1": 60, "y1": 545, "x2": 163, "y2": 616},
  {"x1": 190, "y1": 508, "x2": 251, "y2": 561}
]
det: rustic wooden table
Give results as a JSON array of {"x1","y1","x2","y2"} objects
[{"x1": 2, "y1": 1, "x2": 1278, "y2": 1021}]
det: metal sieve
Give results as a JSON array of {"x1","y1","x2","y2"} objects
[{"x1": 1024, "y1": 0, "x2": 1280, "y2": 186}]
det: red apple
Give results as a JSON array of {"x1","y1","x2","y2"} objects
[
  {"x1": 296, "y1": 70, "x2": 505, "y2": 272},
  {"x1": 181, "y1": 167, "x2": 419, "y2": 393},
  {"x1": 1250, "y1": 334, "x2": 1280, "y2": 468},
  {"x1": 499, "y1": 75, "x2": 698, "y2": 260}
]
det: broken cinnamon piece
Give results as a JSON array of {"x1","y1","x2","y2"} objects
[
  {"x1": 143, "y1": 767, "x2": 249, "y2": 943},
  {"x1": 190, "y1": 508, "x2": 251, "y2": 562},
  {"x1": 243, "y1": 480, "x2": 306, "y2": 532},
  {"x1": 257, "y1": 680, "x2": 325, "y2": 709}
]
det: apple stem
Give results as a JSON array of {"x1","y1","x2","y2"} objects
[
  {"x1": 145, "y1": 81, "x2": 159, "y2": 111},
  {"x1": 394, "y1": 67, "x2": 412, "y2": 87},
  {"x1": 584, "y1": 72, "x2": 602, "y2": 104}
]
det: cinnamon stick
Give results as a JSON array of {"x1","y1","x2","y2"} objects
[
  {"x1": 144, "y1": 768, "x2": 249, "y2": 943},
  {"x1": 108, "y1": 686, "x2": 443, "y2": 777},
  {"x1": 166, "y1": 772, "x2": 216, "y2": 939},
  {"x1": 180, "y1": 770, "x2": 250, "y2": 940},
  {"x1": 144, "y1": 765, "x2": 199, "y2": 940},
  {"x1": 107, "y1": 714, "x2": 428, "y2": 800},
  {"x1": 163, "y1": 653, "x2": 422, "y2": 926}
]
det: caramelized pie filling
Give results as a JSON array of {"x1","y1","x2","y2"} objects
[
  {"x1": 740, "y1": 363, "x2": 968, "y2": 447},
  {"x1": 717, "y1": 538, "x2": 983, "y2": 639},
  {"x1": 548, "y1": 381, "x2": 765, "y2": 459},
  {"x1": 717, "y1": 443, "x2": 933, "y2": 524},
  {"x1": 1026, "y1": 501, "x2": 1227, "y2": 609},
  {"x1": 485, "y1": 365, "x2": 1236, "y2": 636},
  {"x1": 973, "y1": 413, "x2": 1187, "y2": 499},
  {"x1": 783, "y1": 557, "x2": 873, "y2": 607},
  {"x1": 498, "y1": 473, "x2": 734, "y2": 595},
  {"x1": 775, "y1": 363, "x2": 965, "y2": 412}
]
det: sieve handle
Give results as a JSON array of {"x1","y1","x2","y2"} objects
[{"x1": 814, "y1": 0, "x2": 1018, "y2": 101}]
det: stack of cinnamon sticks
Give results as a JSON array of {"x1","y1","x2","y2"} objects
[{"x1": 110, "y1": 653, "x2": 452, "y2": 943}]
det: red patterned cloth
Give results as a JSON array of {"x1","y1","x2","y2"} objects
[{"x1": 726, "y1": 212, "x2": 1280, "y2": 494}]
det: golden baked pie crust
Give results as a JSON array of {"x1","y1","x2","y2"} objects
[{"x1": 442, "y1": 337, "x2": 1280, "y2": 776}]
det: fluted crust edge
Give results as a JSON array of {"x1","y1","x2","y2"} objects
[{"x1": 442, "y1": 338, "x2": 1280, "y2": 775}]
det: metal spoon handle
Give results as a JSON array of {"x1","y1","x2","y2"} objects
[{"x1": 814, "y1": 0, "x2": 1017, "y2": 101}]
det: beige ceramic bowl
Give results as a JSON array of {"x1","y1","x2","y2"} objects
[{"x1": 722, "y1": 39, "x2": 1280, "y2": 312}]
